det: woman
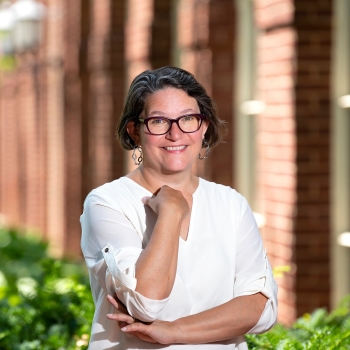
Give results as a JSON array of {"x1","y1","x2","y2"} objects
[{"x1": 80, "y1": 66, "x2": 278, "y2": 349}]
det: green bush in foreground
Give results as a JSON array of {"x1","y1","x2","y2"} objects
[
  {"x1": 0, "y1": 227, "x2": 94, "y2": 350},
  {"x1": 0, "y1": 227, "x2": 349, "y2": 349},
  {"x1": 246, "y1": 295, "x2": 350, "y2": 349}
]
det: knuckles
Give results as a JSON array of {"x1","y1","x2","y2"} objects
[{"x1": 147, "y1": 186, "x2": 189, "y2": 217}]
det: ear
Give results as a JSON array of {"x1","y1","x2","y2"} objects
[
  {"x1": 126, "y1": 121, "x2": 141, "y2": 146},
  {"x1": 201, "y1": 119, "x2": 209, "y2": 139}
]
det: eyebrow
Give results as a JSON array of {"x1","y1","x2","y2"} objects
[{"x1": 147, "y1": 109, "x2": 198, "y2": 117}]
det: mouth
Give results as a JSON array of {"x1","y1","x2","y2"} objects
[{"x1": 163, "y1": 145, "x2": 187, "y2": 151}]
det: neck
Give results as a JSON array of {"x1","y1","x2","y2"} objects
[{"x1": 129, "y1": 166, "x2": 199, "y2": 196}]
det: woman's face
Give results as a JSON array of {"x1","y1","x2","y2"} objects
[{"x1": 128, "y1": 87, "x2": 208, "y2": 175}]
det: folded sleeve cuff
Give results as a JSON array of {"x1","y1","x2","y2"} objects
[
  {"x1": 234, "y1": 249, "x2": 277, "y2": 298},
  {"x1": 102, "y1": 243, "x2": 169, "y2": 322},
  {"x1": 247, "y1": 298, "x2": 276, "y2": 334},
  {"x1": 234, "y1": 249, "x2": 278, "y2": 333}
]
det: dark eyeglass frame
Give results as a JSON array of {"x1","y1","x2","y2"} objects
[{"x1": 138, "y1": 114, "x2": 206, "y2": 135}]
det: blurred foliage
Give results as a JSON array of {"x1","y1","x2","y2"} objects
[
  {"x1": 272, "y1": 265, "x2": 291, "y2": 279},
  {"x1": 246, "y1": 295, "x2": 350, "y2": 349},
  {"x1": 0, "y1": 226, "x2": 350, "y2": 349},
  {"x1": 0, "y1": 226, "x2": 93, "y2": 350},
  {"x1": 0, "y1": 55, "x2": 16, "y2": 71}
]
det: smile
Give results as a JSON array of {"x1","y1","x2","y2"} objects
[{"x1": 163, "y1": 145, "x2": 186, "y2": 151}]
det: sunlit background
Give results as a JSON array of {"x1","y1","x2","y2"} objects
[{"x1": 0, "y1": 0, "x2": 349, "y2": 332}]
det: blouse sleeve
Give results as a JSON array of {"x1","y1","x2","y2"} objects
[
  {"x1": 233, "y1": 198, "x2": 278, "y2": 334},
  {"x1": 81, "y1": 203, "x2": 169, "y2": 322}
]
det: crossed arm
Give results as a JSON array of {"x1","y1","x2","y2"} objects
[{"x1": 106, "y1": 292, "x2": 268, "y2": 345}]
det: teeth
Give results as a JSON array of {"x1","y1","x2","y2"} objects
[{"x1": 165, "y1": 146, "x2": 186, "y2": 151}]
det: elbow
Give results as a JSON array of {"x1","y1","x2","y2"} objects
[
  {"x1": 102, "y1": 245, "x2": 168, "y2": 322},
  {"x1": 135, "y1": 283, "x2": 171, "y2": 301},
  {"x1": 127, "y1": 297, "x2": 166, "y2": 323},
  {"x1": 116, "y1": 286, "x2": 169, "y2": 323},
  {"x1": 108, "y1": 270, "x2": 169, "y2": 322},
  {"x1": 247, "y1": 297, "x2": 278, "y2": 334}
]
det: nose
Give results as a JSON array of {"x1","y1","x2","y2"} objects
[{"x1": 165, "y1": 120, "x2": 183, "y2": 141}]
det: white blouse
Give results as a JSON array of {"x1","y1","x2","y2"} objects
[{"x1": 80, "y1": 177, "x2": 278, "y2": 349}]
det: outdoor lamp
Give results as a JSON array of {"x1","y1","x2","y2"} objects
[
  {"x1": 0, "y1": 2, "x2": 15, "y2": 55},
  {"x1": 11, "y1": 0, "x2": 45, "y2": 53},
  {"x1": 240, "y1": 100, "x2": 266, "y2": 115},
  {"x1": 338, "y1": 232, "x2": 350, "y2": 248},
  {"x1": 338, "y1": 95, "x2": 350, "y2": 108}
]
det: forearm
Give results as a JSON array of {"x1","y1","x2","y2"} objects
[
  {"x1": 172, "y1": 293, "x2": 268, "y2": 344},
  {"x1": 135, "y1": 210, "x2": 183, "y2": 300}
]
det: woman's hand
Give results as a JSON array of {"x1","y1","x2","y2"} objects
[
  {"x1": 106, "y1": 294, "x2": 181, "y2": 344},
  {"x1": 142, "y1": 185, "x2": 190, "y2": 220}
]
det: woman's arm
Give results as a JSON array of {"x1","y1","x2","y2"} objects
[
  {"x1": 135, "y1": 185, "x2": 189, "y2": 300},
  {"x1": 107, "y1": 292, "x2": 267, "y2": 344},
  {"x1": 171, "y1": 292, "x2": 268, "y2": 343},
  {"x1": 81, "y1": 185, "x2": 189, "y2": 321}
]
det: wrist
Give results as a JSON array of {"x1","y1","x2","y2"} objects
[
  {"x1": 158, "y1": 207, "x2": 185, "y2": 221},
  {"x1": 171, "y1": 319, "x2": 186, "y2": 344}
]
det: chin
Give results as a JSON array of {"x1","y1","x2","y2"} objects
[{"x1": 160, "y1": 161, "x2": 192, "y2": 174}]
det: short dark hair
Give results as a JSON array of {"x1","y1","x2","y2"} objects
[{"x1": 117, "y1": 66, "x2": 227, "y2": 150}]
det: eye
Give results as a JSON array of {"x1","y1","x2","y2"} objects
[
  {"x1": 149, "y1": 118, "x2": 167, "y2": 125},
  {"x1": 182, "y1": 116, "x2": 195, "y2": 122},
  {"x1": 181, "y1": 115, "x2": 199, "y2": 123}
]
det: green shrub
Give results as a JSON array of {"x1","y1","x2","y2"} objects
[
  {"x1": 0, "y1": 226, "x2": 349, "y2": 349},
  {"x1": 246, "y1": 295, "x2": 350, "y2": 349},
  {"x1": 0, "y1": 227, "x2": 93, "y2": 350}
]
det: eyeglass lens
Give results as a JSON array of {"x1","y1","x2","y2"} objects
[{"x1": 147, "y1": 115, "x2": 201, "y2": 134}]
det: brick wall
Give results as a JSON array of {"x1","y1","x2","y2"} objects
[
  {"x1": 0, "y1": 0, "x2": 127, "y2": 257},
  {"x1": 208, "y1": 0, "x2": 235, "y2": 186},
  {"x1": 256, "y1": 25, "x2": 297, "y2": 324},
  {"x1": 109, "y1": 1, "x2": 127, "y2": 180},
  {"x1": 62, "y1": 0, "x2": 128, "y2": 257},
  {"x1": 46, "y1": 0, "x2": 65, "y2": 256},
  {"x1": 0, "y1": 71, "x2": 21, "y2": 225},
  {"x1": 0, "y1": 53, "x2": 47, "y2": 237},
  {"x1": 255, "y1": 0, "x2": 332, "y2": 323},
  {"x1": 63, "y1": 0, "x2": 84, "y2": 257},
  {"x1": 151, "y1": 0, "x2": 172, "y2": 68},
  {"x1": 0, "y1": 0, "x2": 76, "y2": 256},
  {"x1": 293, "y1": 0, "x2": 332, "y2": 315},
  {"x1": 125, "y1": 0, "x2": 153, "y2": 173}
]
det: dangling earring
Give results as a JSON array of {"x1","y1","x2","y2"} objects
[
  {"x1": 198, "y1": 139, "x2": 210, "y2": 160},
  {"x1": 132, "y1": 145, "x2": 143, "y2": 165}
]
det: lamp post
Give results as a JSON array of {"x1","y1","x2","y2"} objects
[
  {"x1": 0, "y1": 0, "x2": 46, "y2": 55},
  {"x1": 0, "y1": 2, "x2": 15, "y2": 55},
  {"x1": 11, "y1": 0, "x2": 46, "y2": 53}
]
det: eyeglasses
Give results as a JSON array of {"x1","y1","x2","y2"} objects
[{"x1": 139, "y1": 114, "x2": 206, "y2": 135}]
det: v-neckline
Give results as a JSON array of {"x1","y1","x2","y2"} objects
[{"x1": 121, "y1": 176, "x2": 201, "y2": 243}]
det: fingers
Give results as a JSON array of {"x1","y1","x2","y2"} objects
[
  {"x1": 141, "y1": 186, "x2": 169, "y2": 206},
  {"x1": 106, "y1": 294, "x2": 119, "y2": 309},
  {"x1": 120, "y1": 322, "x2": 150, "y2": 334},
  {"x1": 107, "y1": 294, "x2": 128, "y2": 314},
  {"x1": 141, "y1": 196, "x2": 151, "y2": 206},
  {"x1": 118, "y1": 321, "x2": 128, "y2": 329},
  {"x1": 107, "y1": 313, "x2": 135, "y2": 324}
]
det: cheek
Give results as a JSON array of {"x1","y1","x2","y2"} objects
[
  {"x1": 140, "y1": 134, "x2": 161, "y2": 150},
  {"x1": 194, "y1": 134, "x2": 204, "y2": 150}
]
